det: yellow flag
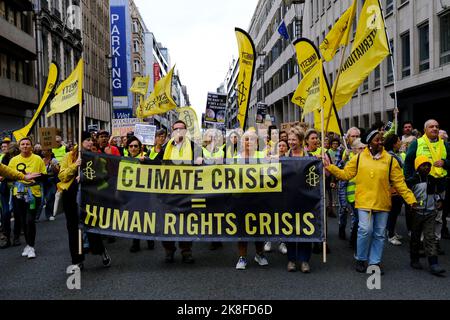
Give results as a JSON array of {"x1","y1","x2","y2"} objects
[
  {"x1": 314, "y1": 70, "x2": 341, "y2": 134},
  {"x1": 14, "y1": 63, "x2": 59, "y2": 141},
  {"x1": 177, "y1": 106, "x2": 201, "y2": 143},
  {"x1": 333, "y1": 0, "x2": 390, "y2": 110},
  {"x1": 319, "y1": 0, "x2": 357, "y2": 62},
  {"x1": 136, "y1": 66, "x2": 177, "y2": 118},
  {"x1": 130, "y1": 76, "x2": 150, "y2": 96},
  {"x1": 292, "y1": 39, "x2": 342, "y2": 135},
  {"x1": 235, "y1": 28, "x2": 256, "y2": 130},
  {"x1": 47, "y1": 59, "x2": 83, "y2": 117}
]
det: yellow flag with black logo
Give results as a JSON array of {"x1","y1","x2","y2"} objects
[
  {"x1": 14, "y1": 63, "x2": 59, "y2": 141},
  {"x1": 319, "y1": 0, "x2": 357, "y2": 62},
  {"x1": 333, "y1": 0, "x2": 390, "y2": 110},
  {"x1": 47, "y1": 59, "x2": 83, "y2": 117},
  {"x1": 177, "y1": 106, "x2": 201, "y2": 143},
  {"x1": 130, "y1": 76, "x2": 150, "y2": 96},
  {"x1": 314, "y1": 70, "x2": 341, "y2": 135},
  {"x1": 136, "y1": 66, "x2": 177, "y2": 118},
  {"x1": 235, "y1": 28, "x2": 256, "y2": 130},
  {"x1": 292, "y1": 39, "x2": 342, "y2": 135}
]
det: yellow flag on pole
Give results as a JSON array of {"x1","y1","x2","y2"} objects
[
  {"x1": 292, "y1": 39, "x2": 342, "y2": 135},
  {"x1": 235, "y1": 28, "x2": 256, "y2": 130},
  {"x1": 177, "y1": 106, "x2": 202, "y2": 143},
  {"x1": 319, "y1": 0, "x2": 357, "y2": 62},
  {"x1": 136, "y1": 66, "x2": 177, "y2": 118},
  {"x1": 333, "y1": 0, "x2": 390, "y2": 110},
  {"x1": 47, "y1": 59, "x2": 83, "y2": 117},
  {"x1": 130, "y1": 76, "x2": 150, "y2": 96},
  {"x1": 13, "y1": 63, "x2": 59, "y2": 141},
  {"x1": 314, "y1": 69, "x2": 341, "y2": 135}
]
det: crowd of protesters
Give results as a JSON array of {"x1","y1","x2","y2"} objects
[{"x1": 0, "y1": 118, "x2": 449, "y2": 277}]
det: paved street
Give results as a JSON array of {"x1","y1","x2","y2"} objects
[{"x1": 1, "y1": 211, "x2": 450, "y2": 300}]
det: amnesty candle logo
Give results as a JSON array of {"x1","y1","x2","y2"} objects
[
  {"x1": 306, "y1": 165, "x2": 320, "y2": 187},
  {"x1": 83, "y1": 161, "x2": 96, "y2": 181},
  {"x1": 236, "y1": 71, "x2": 248, "y2": 106}
]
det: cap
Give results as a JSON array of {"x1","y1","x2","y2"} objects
[
  {"x1": 1, "y1": 137, "x2": 11, "y2": 143},
  {"x1": 81, "y1": 131, "x2": 92, "y2": 142},
  {"x1": 415, "y1": 155, "x2": 431, "y2": 171},
  {"x1": 364, "y1": 130, "x2": 379, "y2": 145}
]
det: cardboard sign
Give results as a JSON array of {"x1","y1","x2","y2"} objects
[
  {"x1": 112, "y1": 118, "x2": 141, "y2": 137},
  {"x1": 134, "y1": 124, "x2": 156, "y2": 145},
  {"x1": 39, "y1": 127, "x2": 59, "y2": 150}
]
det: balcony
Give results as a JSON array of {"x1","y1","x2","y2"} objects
[
  {"x1": 0, "y1": 17, "x2": 36, "y2": 59},
  {"x1": 0, "y1": 78, "x2": 38, "y2": 107}
]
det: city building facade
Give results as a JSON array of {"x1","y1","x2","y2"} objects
[
  {"x1": 303, "y1": 0, "x2": 450, "y2": 131},
  {"x1": 0, "y1": 0, "x2": 38, "y2": 137}
]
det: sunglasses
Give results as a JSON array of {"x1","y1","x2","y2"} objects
[{"x1": 129, "y1": 145, "x2": 140, "y2": 148}]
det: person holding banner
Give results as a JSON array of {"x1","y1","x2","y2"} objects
[
  {"x1": 148, "y1": 129, "x2": 167, "y2": 161},
  {"x1": 325, "y1": 129, "x2": 417, "y2": 274},
  {"x1": 58, "y1": 132, "x2": 111, "y2": 270},
  {"x1": 161, "y1": 120, "x2": 201, "y2": 264},
  {"x1": 8, "y1": 138, "x2": 47, "y2": 259},
  {"x1": 126, "y1": 136, "x2": 155, "y2": 253},
  {"x1": 225, "y1": 131, "x2": 241, "y2": 163},
  {"x1": 235, "y1": 129, "x2": 269, "y2": 270}
]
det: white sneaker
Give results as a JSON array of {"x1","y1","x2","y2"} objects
[
  {"x1": 278, "y1": 242, "x2": 287, "y2": 255},
  {"x1": 49, "y1": 216, "x2": 55, "y2": 221},
  {"x1": 27, "y1": 247, "x2": 36, "y2": 259},
  {"x1": 264, "y1": 242, "x2": 272, "y2": 252},
  {"x1": 21, "y1": 245, "x2": 31, "y2": 257},
  {"x1": 388, "y1": 237, "x2": 402, "y2": 246},
  {"x1": 254, "y1": 253, "x2": 269, "y2": 266},
  {"x1": 394, "y1": 233, "x2": 403, "y2": 240},
  {"x1": 236, "y1": 256, "x2": 247, "y2": 270}
]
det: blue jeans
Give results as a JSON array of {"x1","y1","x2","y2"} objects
[{"x1": 356, "y1": 210, "x2": 389, "y2": 265}]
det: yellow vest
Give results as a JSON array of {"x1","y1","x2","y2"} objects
[
  {"x1": 163, "y1": 138, "x2": 193, "y2": 161},
  {"x1": 202, "y1": 147, "x2": 225, "y2": 159},
  {"x1": 52, "y1": 145, "x2": 67, "y2": 162},
  {"x1": 416, "y1": 137, "x2": 447, "y2": 178}
]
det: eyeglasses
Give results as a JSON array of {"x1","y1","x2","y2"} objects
[{"x1": 129, "y1": 145, "x2": 140, "y2": 148}]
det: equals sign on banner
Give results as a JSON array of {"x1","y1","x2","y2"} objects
[{"x1": 191, "y1": 198, "x2": 206, "y2": 209}]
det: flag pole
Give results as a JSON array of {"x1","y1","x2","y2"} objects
[
  {"x1": 325, "y1": 44, "x2": 348, "y2": 134},
  {"x1": 78, "y1": 92, "x2": 83, "y2": 256},
  {"x1": 320, "y1": 86, "x2": 327, "y2": 264}
]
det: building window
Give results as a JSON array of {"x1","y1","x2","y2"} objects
[
  {"x1": 401, "y1": 32, "x2": 410, "y2": 78},
  {"x1": 374, "y1": 65, "x2": 380, "y2": 88},
  {"x1": 353, "y1": 116, "x2": 359, "y2": 128},
  {"x1": 363, "y1": 115, "x2": 369, "y2": 129},
  {"x1": 133, "y1": 40, "x2": 139, "y2": 53},
  {"x1": 134, "y1": 60, "x2": 140, "y2": 73},
  {"x1": 440, "y1": 11, "x2": 450, "y2": 65},
  {"x1": 386, "y1": 0, "x2": 393, "y2": 15},
  {"x1": 387, "y1": 39, "x2": 394, "y2": 83},
  {"x1": 362, "y1": 77, "x2": 369, "y2": 92},
  {"x1": 345, "y1": 118, "x2": 350, "y2": 131},
  {"x1": 418, "y1": 22, "x2": 429, "y2": 71},
  {"x1": 374, "y1": 112, "x2": 382, "y2": 124},
  {"x1": 399, "y1": 0, "x2": 408, "y2": 6}
]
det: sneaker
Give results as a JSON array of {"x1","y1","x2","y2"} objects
[
  {"x1": 410, "y1": 261, "x2": 423, "y2": 270},
  {"x1": 101, "y1": 249, "x2": 111, "y2": 267},
  {"x1": 278, "y1": 243, "x2": 287, "y2": 255},
  {"x1": 300, "y1": 262, "x2": 311, "y2": 273},
  {"x1": 236, "y1": 256, "x2": 247, "y2": 270},
  {"x1": 27, "y1": 247, "x2": 36, "y2": 259},
  {"x1": 21, "y1": 245, "x2": 31, "y2": 257},
  {"x1": 394, "y1": 233, "x2": 403, "y2": 240},
  {"x1": 287, "y1": 261, "x2": 296, "y2": 272},
  {"x1": 264, "y1": 242, "x2": 272, "y2": 252},
  {"x1": 355, "y1": 260, "x2": 367, "y2": 273},
  {"x1": 49, "y1": 216, "x2": 55, "y2": 221},
  {"x1": 388, "y1": 236, "x2": 402, "y2": 246},
  {"x1": 254, "y1": 253, "x2": 269, "y2": 266}
]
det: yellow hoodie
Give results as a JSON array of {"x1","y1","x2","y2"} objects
[{"x1": 327, "y1": 148, "x2": 416, "y2": 212}]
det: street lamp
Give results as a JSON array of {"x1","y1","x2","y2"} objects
[{"x1": 106, "y1": 54, "x2": 114, "y2": 131}]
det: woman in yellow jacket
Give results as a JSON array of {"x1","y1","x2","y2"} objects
[
  {"x1": 325, "y1": 129, "x2": 417, "y2": 274},
  {"x1": 58, "y1": 131, "x2": 111, "y2": 270}
]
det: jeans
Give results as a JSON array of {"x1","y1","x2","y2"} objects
[
  {"x1": 43, "y1": 181, "x2": 57, "y2": 219},
  {"x1": 356, "y1": 210, "x2": 389, "y2": 265},
  {"x1": 12, "y1": 197, "x2": 41, "y2": 247}
]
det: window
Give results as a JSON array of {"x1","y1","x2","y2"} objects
[
  {"x1": 133, "y1": 40, "x2": 139, "y2": 53},
  {"x1": 401, "y1": 32, "x2": 410, "y2": 77},
  {"x1": 387, "y1": 39, "x2": 394, "y2": 83},
  {"x1": 418, "y1": 23, "x2": 429, "y2": 71},
  {"x1": 399, "y1": 0, "x2": 408, "y2": 6},
  {"x1": 374, "y1": 66, "x2": 380, "y2": 88},
  {"x1": 353, "y1": 116, "x2": 359, "y2": 128},
  {"x1": 134, "y1": 60, "x2": 140, "y2": 73},
  {"x1": 386, "y1": 0, "x2": 393, "y2": 15},
  {"x1": 440, "y1": 11, "x2": 450, "y2": 65},
  {"x1": 362, "y1": 77, "x2": 369, "y2": 92},
  {"x1": 345, "y1": 118, "x2": 350, "y2": 131},
  {"x1": 374, "y1": 112, "x2": 382, "y2": 124},
  {"x1": 363, "y1": 115, "x2": 369, "y2": 129}
]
